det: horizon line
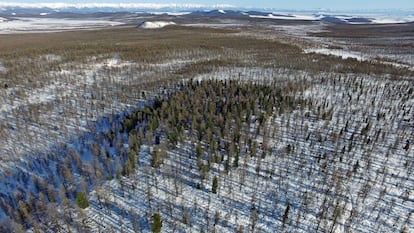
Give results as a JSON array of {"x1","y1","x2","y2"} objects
[{"x1": 1, "y1": 2, "x2": 413, "y2": 12}]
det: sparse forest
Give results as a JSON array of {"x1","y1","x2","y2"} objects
[{"x1": 0, "y1": 22, "x2": 413, "y2": 232}]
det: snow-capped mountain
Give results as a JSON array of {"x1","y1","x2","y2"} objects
[
  {"x1": 1, "y1": 2, "x2": 413, "y2": 25},
  {"x1": 0, "y1": 2, "x2": 235, "y2": 13}
]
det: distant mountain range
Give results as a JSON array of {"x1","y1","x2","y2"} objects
[
  {"x1": 0, "y1": 3, "x2": 413, "y2": 24},
  {"x1": 0, "y1": 2, "x2": 234, "y2": 12}
]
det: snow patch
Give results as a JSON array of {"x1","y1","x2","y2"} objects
[
  {"x1": 138, "y1": 21, "x2": 175, "y2": 29},
  {"x1": 304, "y1": 48, "x2": 414, "y2": 70},
  {"x1": 370, "y1": 15, "x2": 414, "y2": 24},
  {"x1": 250, "y1": 13, "x2": 322, "y2": 21},
  {"x1": 41, "y1": 54, "x2": 62, "y2": 62},
  {"x1": 149, "y1": 11, "x2": 191, "y2": 16},
  {"x1": 218, "y1": 9, "x2": 226, "y2": 14},
  {"x1": 304, "y1": 48, "x2": 366, "y2": 61},
  {"x1": 249, "y1": 12, "x2": 414, "y2": 24},
  {"x1": 0, "y1": 62, "x2": 6, "y2": 72}
]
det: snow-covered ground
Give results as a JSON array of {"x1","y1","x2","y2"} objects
[
  {"x1": 0, "y1": 22, "x2": 412, "y2": 232},
  {"x1": 249, "y1": 13, "x2": 323, "y2": 21},
  {"x1": 148, "y1": 11, "x2": 191, "y2": 16},
  {"x1": 368, "y1": 15, "x2": 414, "y2": 24},
  {"x1": 0, "y1": 52, "x2": 223, "y2": 163},
  {"x1": 83, "y1": 70, "x2": 413, "y2": 232},
  {"x1": 304, "y1": 48, "x2": 366, "y2": 61},
  {"x1": 0, "y1": 58, "x2": 412, "y2": 232},
  {"x1": 303, "y1": 48, "x2": 414, "y2": 71},
  {"x1": 0, "y1": 17, "x2": 124, "y2": 34},
  {"x1": 138, "y1": 21, "x2": 176, "y2": 29},
  {"x1": 0, "y1": 62, "x2": 6, "y2": 72},
  {"x1": 249, "y1": 12, "x2": 414, "y2": 24}
]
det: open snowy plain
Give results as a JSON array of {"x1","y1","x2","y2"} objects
[{"x1": 0, "y1": 17, "x2": 124, "y2": 34}]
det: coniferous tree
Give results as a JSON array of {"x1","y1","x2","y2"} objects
[
  {"x1": 151, "y1": 213, "x2": 162, "y2": 233},
  {"x1": 282, "y1": 203, "x2": 290, "y2": 227},
  {"x1": 76, "y1": 192, "x2": 89, "y2": 209},
  {"x1": 212, "y1": 176, "x2": 218, "y2": 194}
]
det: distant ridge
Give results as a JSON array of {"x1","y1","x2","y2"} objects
[
  {"x1": 0, "y1": 2, "x2": 235, "y2": 10},
  {"x1": 0, "y1": 4, "x2": 413, "y2": 25}
]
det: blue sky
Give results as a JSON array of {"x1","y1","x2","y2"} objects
[{"x1": 3, "y1": 0, "x2": 413, "y2": 10}]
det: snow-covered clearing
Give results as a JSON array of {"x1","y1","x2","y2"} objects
[
  {"x1": 304, "y1": 48, "x2": 366, "y2": 61},
  {"x1": 138, "y1": 21, "x2": 176, "y2": 29},
  {"x1": 304, "y1": 48, "x2": 414, "y2": 70},
  {"x1": 369, "y1": 15, "x2": 414, "y2": 24},
  {"x1": 0, "y1": 18, "x2": 124, "y2": 34}
]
